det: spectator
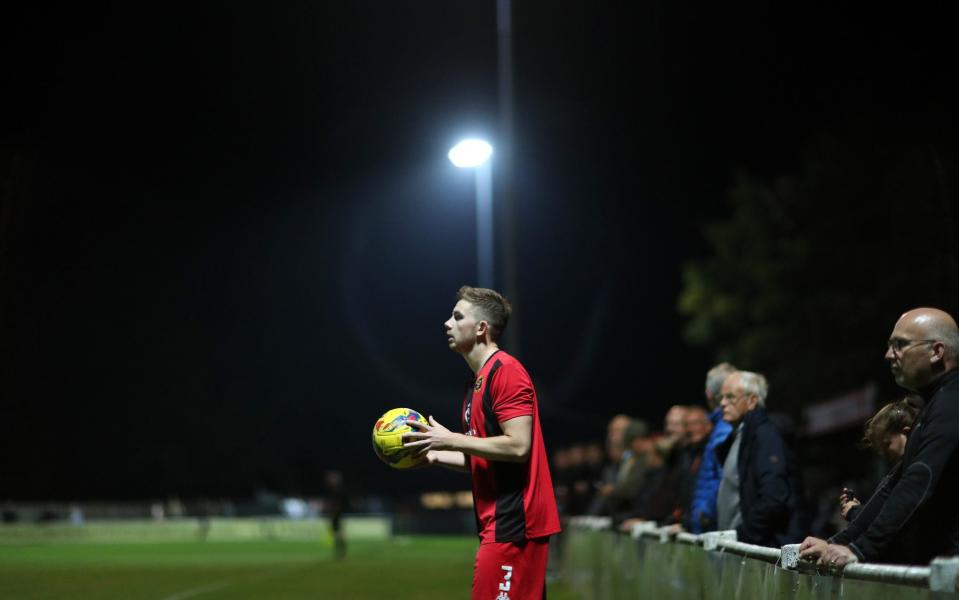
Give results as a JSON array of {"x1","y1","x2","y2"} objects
[
  {"x1": 615, "y1": 433, "x2": 666, "y2": 527},
  {"x1": 579, "y1": 442, "x2": 605, "y2": 514},
  {"x1": 552, "y1": 447, "x2": 572, "y2": 515},
  {"x1": 664, "y1": 405, "x2": 688, "y2": 445},
  {"x1": 642, "y1": 407, "x2": 691, "y2": 523},
  {"x1": 840, "y1": 397, "x2": 921, "y2": 521},
  {"x1": 675, "y1": 406, "x2": 713, "y2": 526},
  {"x1": 687, "y1": 363, "x2": 737, "y2": 533},
  {"x1": 589, "y1": 415, "x2": 647, "y2": 515},
  {"x1": 621, "y1": 406, "x2": 715, "y2": 532},
  {"x1": 803, "y1": 308, "x2": 959, "y2": 568},
  {"x1": 604, "y1": 419, "x2": 653, "y2": 521},
  {"x1": 716, "y1": 370, "x2": 803, "y2": 546}
]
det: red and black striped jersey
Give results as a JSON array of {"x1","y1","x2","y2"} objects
[{"x1": 462, "y1": 350, "x2": 561, "y2": 543}]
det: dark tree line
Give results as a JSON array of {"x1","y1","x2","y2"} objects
[{"x1": 680, "y1": 119, "x2": 959, "y2": 415}]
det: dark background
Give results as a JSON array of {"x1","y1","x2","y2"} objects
[{"x1": 1, "y1": 2, "x2": 956, "y2": 500}]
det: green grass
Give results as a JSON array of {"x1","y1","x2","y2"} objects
[{"x1": 0, "y1": 536, "x2": 581, "y2": 599}]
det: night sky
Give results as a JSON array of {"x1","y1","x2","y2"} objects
[{"x1": 1, "y1": 2, "x2": 954, "y2": 500}]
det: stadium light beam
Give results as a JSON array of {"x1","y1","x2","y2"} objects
[{"x1": 448, "y1": 139, "x2": 494, "y2": 288}]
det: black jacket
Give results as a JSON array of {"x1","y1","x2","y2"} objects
[
  {"x1": 715, "y1": 407, "x2": 804, "y2": 547},
  {"x1": 831, "y1": 369, "x2": 959, "y2": 564}
]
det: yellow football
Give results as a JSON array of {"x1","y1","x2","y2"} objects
[{"x1": 372, "y1": 408, "x2": 429, "y2": 469}]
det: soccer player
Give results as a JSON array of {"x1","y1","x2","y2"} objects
[{"x1": 403, "y1": 286, "x2": 561, "y2": 600}]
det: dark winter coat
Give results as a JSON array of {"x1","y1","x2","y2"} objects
[{"x1": 715, "y1": 407, "x2": 805, "y2": 547}]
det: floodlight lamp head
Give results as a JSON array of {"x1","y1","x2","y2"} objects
[{"x1": 448, "y1": 139, "x2": 493, "y2": 168}]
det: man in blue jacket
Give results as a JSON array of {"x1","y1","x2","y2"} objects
[
  {"x1": 685, "y1": 363, "x2": 736, "y2": 533},
  {"x1": 715, "y1": 370, "x2": 804, "y2": 546}
]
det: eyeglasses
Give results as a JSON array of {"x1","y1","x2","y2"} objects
[
  {"x1": 718, "y1": 392, "x2": 748, "y2": 402},
  {"x1": 886, "y1": 338, "x2": 937, "y2": 355}
]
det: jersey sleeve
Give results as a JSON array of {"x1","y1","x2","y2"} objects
[{"x1": 490, "y1": 361, "x2": 535, "y2": 422}]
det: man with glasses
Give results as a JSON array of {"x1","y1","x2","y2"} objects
[
  {"x1": 801, "y1": 308, "x2": 959, "y2": 567},
  {"x1": 714, "y1": 371, "x2": 804, "y2": 546}
]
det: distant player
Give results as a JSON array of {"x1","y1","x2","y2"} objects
[{"x1": 404, "y1": 286, "x2": 561, "y2": 600}]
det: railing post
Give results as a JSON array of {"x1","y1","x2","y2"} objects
[
  {"x1": 702, "y1": 529, "x2": 737, "y2": 551},
  {"x1": 930, "y1": 556, "x2": 959, "y2": 592},
  {"x1": 630, "y1": 521, "x2": 658, "y2": 540},
  {"x1": 780, "y1": 543, "x2": 801, "y2": 569}
]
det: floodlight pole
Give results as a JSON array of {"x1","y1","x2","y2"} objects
[{"x1": 475, "y1": 162, "x2": 494, "y2": 289}]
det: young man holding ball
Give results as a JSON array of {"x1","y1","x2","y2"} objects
[{"x1": 403, "y1": 286, "x2": 560, "y2": 600}]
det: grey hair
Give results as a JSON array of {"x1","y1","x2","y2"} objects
[
  {"x1": 737, "y1": 371, "x2": 769, "y2": 407},
  {"x1": 705, "y1": 362, "x2": 737, "y2": 399},
  {"x1": 932, "y1": 323, "x2": 959, "y2": 361}
]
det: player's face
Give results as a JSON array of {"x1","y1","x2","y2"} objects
[{"x1": 444, "y1": 300, "x2": 480, "y2": 353}]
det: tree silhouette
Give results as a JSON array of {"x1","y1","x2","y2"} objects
[{"x1": 680, "y1": 122, "x2": 959, "y2": 414}]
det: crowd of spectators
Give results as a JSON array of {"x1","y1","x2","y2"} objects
[{"x1": 551, "y1": 307, "x2": 959, "y2": 569}]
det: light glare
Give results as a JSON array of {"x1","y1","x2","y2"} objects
[{"x1": 448, "y1": 139, "x2": 493, "y2": 168}]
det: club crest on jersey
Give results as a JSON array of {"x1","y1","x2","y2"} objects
[{"x1": 474, "y1": 376, "x2": 484, "y2": 391}]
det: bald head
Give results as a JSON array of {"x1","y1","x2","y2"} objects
[
  {"x1": 886, "y1": 308, "x2": 959, "y2": 391},
  {"x1": 896, "y1": 308, "x2": 959, "y2": 361},
  {"x1": 664, "y1": 405, "x2": 688, "y2": 442}
]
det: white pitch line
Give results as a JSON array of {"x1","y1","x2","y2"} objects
[
  {"x1": 158, "y1": 562, "x2": 316, "y2": 600},
  {"x1": 160, "y1": 579, "x2": 234, "y2": 600}
]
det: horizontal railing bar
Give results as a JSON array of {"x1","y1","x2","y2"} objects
[
  {"x1": 841, "y1": 563, "x2": 930, "y2": 587},
  {"x1": 676, "y1": 531, "x2": 702, "y2": 545},
  {"x1": 715, "y1": 538, "x2": 782, "y2": 563},
  {"x1": 565, "y1": 520, "x2": 955, "y2": 590}
]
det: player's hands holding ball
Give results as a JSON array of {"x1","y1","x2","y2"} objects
[{"x1": 403, "y1": 416, "x2": 459, "y2": 456}]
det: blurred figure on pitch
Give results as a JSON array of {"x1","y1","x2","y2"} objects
[
  {"x1": 716, "y1": 370, "x2": 804, "y2": 546},
  {"x1": 839, "y1": 397, "x2": 921, "y2": 522},
  {"x1": 686, "y1": 363, "x2": 736, "y2": 533},
  {"x1": 324, "y1": 470, "x2": 348, "y2": 560},
  {"x1": 195, "y1": 499, "x2": 212, "y2": 541},
  {"x1": 802, "y1": 309, "x2": 959, "y2": 568}
]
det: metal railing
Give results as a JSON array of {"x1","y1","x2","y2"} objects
[{"x1": 562, "y1": 516, "x2": 959, "y2": 597}]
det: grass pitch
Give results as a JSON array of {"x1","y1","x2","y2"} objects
[{"x1": 0, "y1": 535, "x2": 579, "y2": 599}]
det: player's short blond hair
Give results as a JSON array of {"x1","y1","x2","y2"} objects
[{"x1": 457, "y1": 286, "x2": 512, "y2": 342}]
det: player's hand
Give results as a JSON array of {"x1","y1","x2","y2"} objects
[
  {"x1": 402, "y1": 416, "x2": 458, "y2": 452},
  {"x1": 405, "y1": 450, "x2": 439, "y2": 469},
  {"x1": 799, "y1": 536, "x2": 828, "y2": 560},
  {"x1": 817, "y1": 544, "x2": 858, "y2": 570}
]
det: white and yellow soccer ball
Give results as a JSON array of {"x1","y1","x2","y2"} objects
[{"x1": 372, "y1": 408, "x2": 429, "y2": 469}]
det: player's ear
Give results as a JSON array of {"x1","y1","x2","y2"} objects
[{"x1": 476, "y1": 319, "x2": 489, "y2": 337}]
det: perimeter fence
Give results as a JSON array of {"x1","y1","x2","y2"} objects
[{"x1": 561, "y1": 516, "x2": 959, "y2": 600}]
